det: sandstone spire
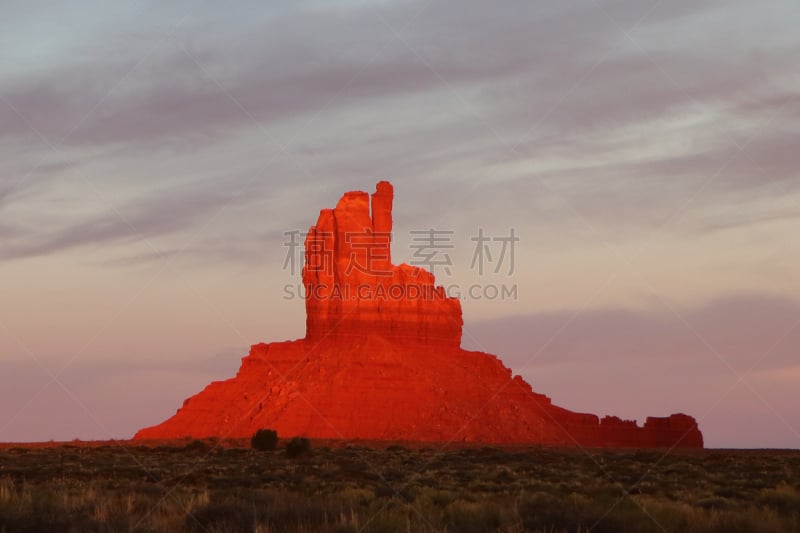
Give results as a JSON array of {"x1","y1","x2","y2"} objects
[{"x1": 303, "y1": 180, "x2": 463, "y2": 347}]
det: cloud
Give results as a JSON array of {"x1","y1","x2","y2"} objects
[
  {"x1": 0, "y1": 0, "x2": 797, "y2": 265},
  {"x1": 0, "y1": 0, "x2": 753, "y2": 150},
  {"x1": 0, "y1": 160, "x2": 79, "y2": 210},
  {"x1": 465, "y1": 293, "x2": 800, "y2": 373},
  {"x1": 753, "y1": 365, "x2": 800, "y2": 384},
  {"x1": 0, "y1": 173, "x2": 261, "y2": 261}
]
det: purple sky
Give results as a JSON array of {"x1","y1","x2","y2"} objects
[{"x1": 1, "y1": 0, "x2": 798, "y2": 447}]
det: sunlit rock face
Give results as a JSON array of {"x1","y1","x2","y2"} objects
[
  {"x1": 135, "y1": 182, "x2": 703, "y2": 448},
  {"x1": 303, "y1": 181, "x2": 462, "y2": 348}
]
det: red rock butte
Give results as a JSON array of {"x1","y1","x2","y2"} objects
[{"x1": 136, "y1": 181, "x2": 703, "y2": 448}]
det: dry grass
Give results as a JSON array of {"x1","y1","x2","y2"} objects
[{"x1": 0, "y1": 441, "x2": 798, "y2": 532}]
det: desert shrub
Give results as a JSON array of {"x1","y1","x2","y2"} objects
[
  {"x1": 519, "y1": 491, "x2": 584, "y2": 532},
  {"x1": 358, "y1": 510, "x2": 409, "y2": 533},
  {"x1": 590, "y1": 500, "x2": 667, "y2": 533},
  {"x1": 286, "y1": 437, "x2": 311, "y2": 458},
  {"x1": 414, "y1": 487, "x2": 458, "y2": 507},
  {"x1": 445, "y1": 499, "x2": 502, "y2": 533},
  {"x1": 517, "y1": 490, "x2": 660, "y2": 533},
  {"x1": 187, "y1": 501, "x2": 261, "y2": 532},
  {"x1": 0, "y1": 478, "x2": 14, "y2": 504},
  {"x1": 182, "y1": 439, "x2": 209, "y2": 453},
  {"x1": 759, "y1": 483, "x2": 800, "y2": 513},
  {"x1": 322, "y1": 526, "x2": 357, "y2": 533},
  {"x1": 696, "y1": 496, "x2": 733, "y2": 510},
  {"x1": 337, "y1": 488, "x2": 375, "y2": 507},
  {"x1": 250, "y1": 429, "x2": 279, "y2": 451}
]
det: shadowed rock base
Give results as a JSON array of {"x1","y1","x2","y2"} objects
[{"x1": 136, "y1": 181, "x2": 703, "y2": 448}]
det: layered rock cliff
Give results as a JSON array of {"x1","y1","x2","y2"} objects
[
  {"x1": 304, "y1": 181, "x2": 462, "y2": 347},
  {"x1": 135, "y1": 181, "x2": 703, "y2": 448}
]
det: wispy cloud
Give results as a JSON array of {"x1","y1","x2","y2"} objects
[
  {"x1": 467, "y1": 293, "x2": 800, "y2": 373},
  {"x1": 1, "y1": 0, "x2": 797, "y2": 259},
  {"x1": 0, "y1": 173, "x2": 259, "y2": 261}
]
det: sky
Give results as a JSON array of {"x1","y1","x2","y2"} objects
[{"x1": 0, "y1": 0, "x2": 798, "y2": 448}]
